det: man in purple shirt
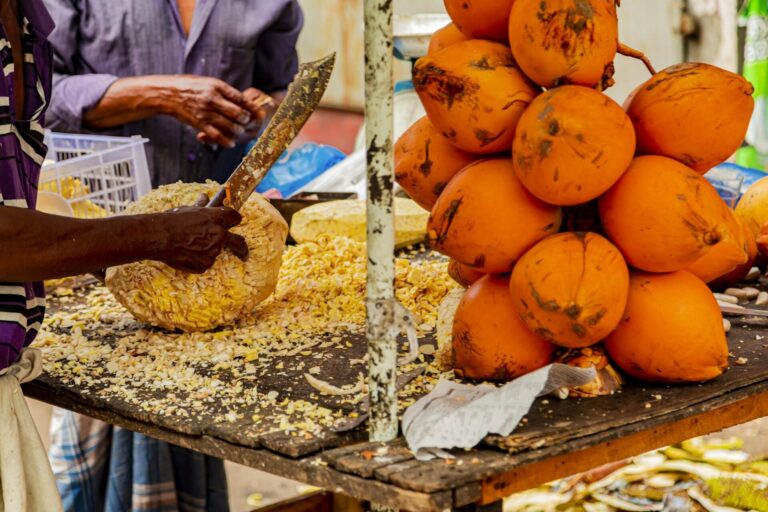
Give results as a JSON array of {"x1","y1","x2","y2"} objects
[{"x1": 43, "y1": 0, "x2": 303, "y2": 185}]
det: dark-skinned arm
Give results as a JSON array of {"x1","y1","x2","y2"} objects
[
  {"x1": 0, "y1": 204, "x2": 248, "y2": 282},
  {"x1": 83, "y1": 76, "x2": 269, "y2": 149}
]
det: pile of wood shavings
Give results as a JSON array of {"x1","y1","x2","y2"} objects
[
  {"x1": 248, "y1": 235, "x2": 455, "y2": 336},
  {"x1": 34, "y1": 237, "x2": 456, "y2": 435}
]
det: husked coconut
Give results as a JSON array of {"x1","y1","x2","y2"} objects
[{"x1": 106, "y1": 181, "x2": 288, "y2": 332}]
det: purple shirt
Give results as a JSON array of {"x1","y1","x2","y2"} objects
[
  {"x1": 0, "y1": 0, "x2": 54, "y2": 369},
  {"x1": 42, "y1": 0, "x2": 303, "y2": 186}
]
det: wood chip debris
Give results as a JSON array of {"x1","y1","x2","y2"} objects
[{"x1": 34, "y1": 237, "x2": 458, "y2": 437}]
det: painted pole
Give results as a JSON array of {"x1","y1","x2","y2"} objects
[{"x1": 364, "y1": 0, "x2": 398, "y2": 448}]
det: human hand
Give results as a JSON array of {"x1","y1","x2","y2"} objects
[
  {"x1": 157, "y1": 76, "x2": 253, "y2": 148},
  {"x1": 156, "y1": 194, "x2": 249, "y2": 273},
  {"x1": 196, "y1": 87, "x2": 274, "y2": 147}
]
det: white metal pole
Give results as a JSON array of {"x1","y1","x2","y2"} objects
[{"x1": 364, "y1": 0, "x2": 398, "y2": 446}]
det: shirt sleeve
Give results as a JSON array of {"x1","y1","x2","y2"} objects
[
  {"x1": 253, "y1": 1, "x2": 303, "y2": 93},
  {"x1": 41, "y1": 0, "x2": 118, "y2": 131}
]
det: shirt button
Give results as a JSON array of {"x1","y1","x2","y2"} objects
[{"x1": 187, "y1": 152, "x2": 197, "y2": 162}]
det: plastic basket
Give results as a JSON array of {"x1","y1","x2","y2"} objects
[{"x1": 39, "y1": 132, "x2": 151, "y2": 218}]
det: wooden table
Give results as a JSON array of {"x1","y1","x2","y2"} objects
[{"x1": 24, "y1": 315, "x2": 768, "y2": 511}]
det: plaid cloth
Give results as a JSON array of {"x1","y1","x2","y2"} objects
[{"x1": 49, "y1": 408, "x2": 229, "y2": 512}]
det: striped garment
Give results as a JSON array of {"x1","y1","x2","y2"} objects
[
  {"x1": 49, "y1": 410, "x2": 229, "y2": 512},
  {"x1": 0, "y1": 0, "x2": 53, "y2": 371}
]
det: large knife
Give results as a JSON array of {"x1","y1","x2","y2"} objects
[{"x1": 207, "y1": 53, "x2": 336, "y2": 209}]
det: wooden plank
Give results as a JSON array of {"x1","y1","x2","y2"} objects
[
  {"x1": 260, "y1": 429, "x2": 367, "y2": 459},
  {"x1": 323, "y1": 378, "x2": 768, "y2": 497},
  {"x1": 479, "y1": 388, "x2": 768, "y2": 504},
  {"x1": 485, "y1": 321, "x2": 768, "y2": 454},
  {"x1": 328, "y1": 444, "x2": 414, "y2": 478},
  {"x1": 24, "y1": 379, "x2": 453, "y2": 512},
  {"x1": 453, "y1": 484, "x2": 483, "y2": 508},
  {"x1": 40, "y1": 285, "x2": 438, "y2": 459}
]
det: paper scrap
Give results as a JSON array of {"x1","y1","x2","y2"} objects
[{"x1": 402, "y1": 364, "x2": 596, "y2": 460}]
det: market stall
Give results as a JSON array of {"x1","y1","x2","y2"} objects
[
  {"x1": 23, "y1": 290, "x2": 768, "y2": 510},
  {"x1": 26, "y1": 0, "x2": 768, "y2": 511}
]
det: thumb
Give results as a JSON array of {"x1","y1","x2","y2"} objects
[{"x1": 194, "y1": 193, "x2": 209, "y2": 207}]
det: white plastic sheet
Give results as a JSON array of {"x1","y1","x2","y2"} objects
[{"x1": 402, "y1": 364, "x2": 597, "y2": 460}]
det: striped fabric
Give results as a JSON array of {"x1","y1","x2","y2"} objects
[
  {"x1": 50, "y1": 409, "x2": 229, "y2": 512},
  {"x1": 0, "y1": 0, "x2": 54, "y2": 371}
]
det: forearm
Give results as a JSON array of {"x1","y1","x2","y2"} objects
[
  {"x1": 0, "y1": 207, "x2": 166, "y2": 281},
  {"x1": 83, "y1": 75, "x2": 178, "y2": 129}
]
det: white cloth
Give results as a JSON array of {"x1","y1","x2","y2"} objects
[
  {"x1": 402, "y1": 364, "x2": 597, "y2": 460},
  {"x1": 0, "y1": 348, "x2": 63, "y2": 512}
]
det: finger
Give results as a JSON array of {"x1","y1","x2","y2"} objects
[
  {"x1": 225, "y1": 232, "x2": 249, "y2": 261},
  {"x1": 211, "y1": 95, "x2": 251, "y2": 125},
  {"x1": 194, "y1": 193, "x2": 209, "y2": 207},
  {"x1": 215, "y1": 82, "x2": 251, "y2": 114},
  {"x1": 200, "y1": 124, "x2": 235, "y2": 149},
  {"x1": 242, "y1": 87, "x2": 265, "y2": 102},
  {"x1": 205, "y1": 111, "x2": 245, "y2": 138},
  {"x1": 216, "y1": 207, "x2": 243, "y2": 228}
]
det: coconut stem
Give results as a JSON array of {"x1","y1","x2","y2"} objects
[{"x1": 617, "y1": 42, "x2": 657, "y2": 76}]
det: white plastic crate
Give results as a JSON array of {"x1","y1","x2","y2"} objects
[{"x1": 39, "y1": 132, "x2": 151, "y2": 218}]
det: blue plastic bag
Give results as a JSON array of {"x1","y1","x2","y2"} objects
[
  {"x1": 705, "y1": 162, "x2": 767, "y2": 206},
  {"x1": 253, "y1": 143, "x2": 346, "y2": 198}
]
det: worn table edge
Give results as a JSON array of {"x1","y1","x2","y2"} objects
[{"x1": 24, "y1": 373, "x2": 768, "y2": 509}]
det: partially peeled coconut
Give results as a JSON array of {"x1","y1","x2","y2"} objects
[{"x1": 557, "y1": 346, "x2": 622, "y2": 398}]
